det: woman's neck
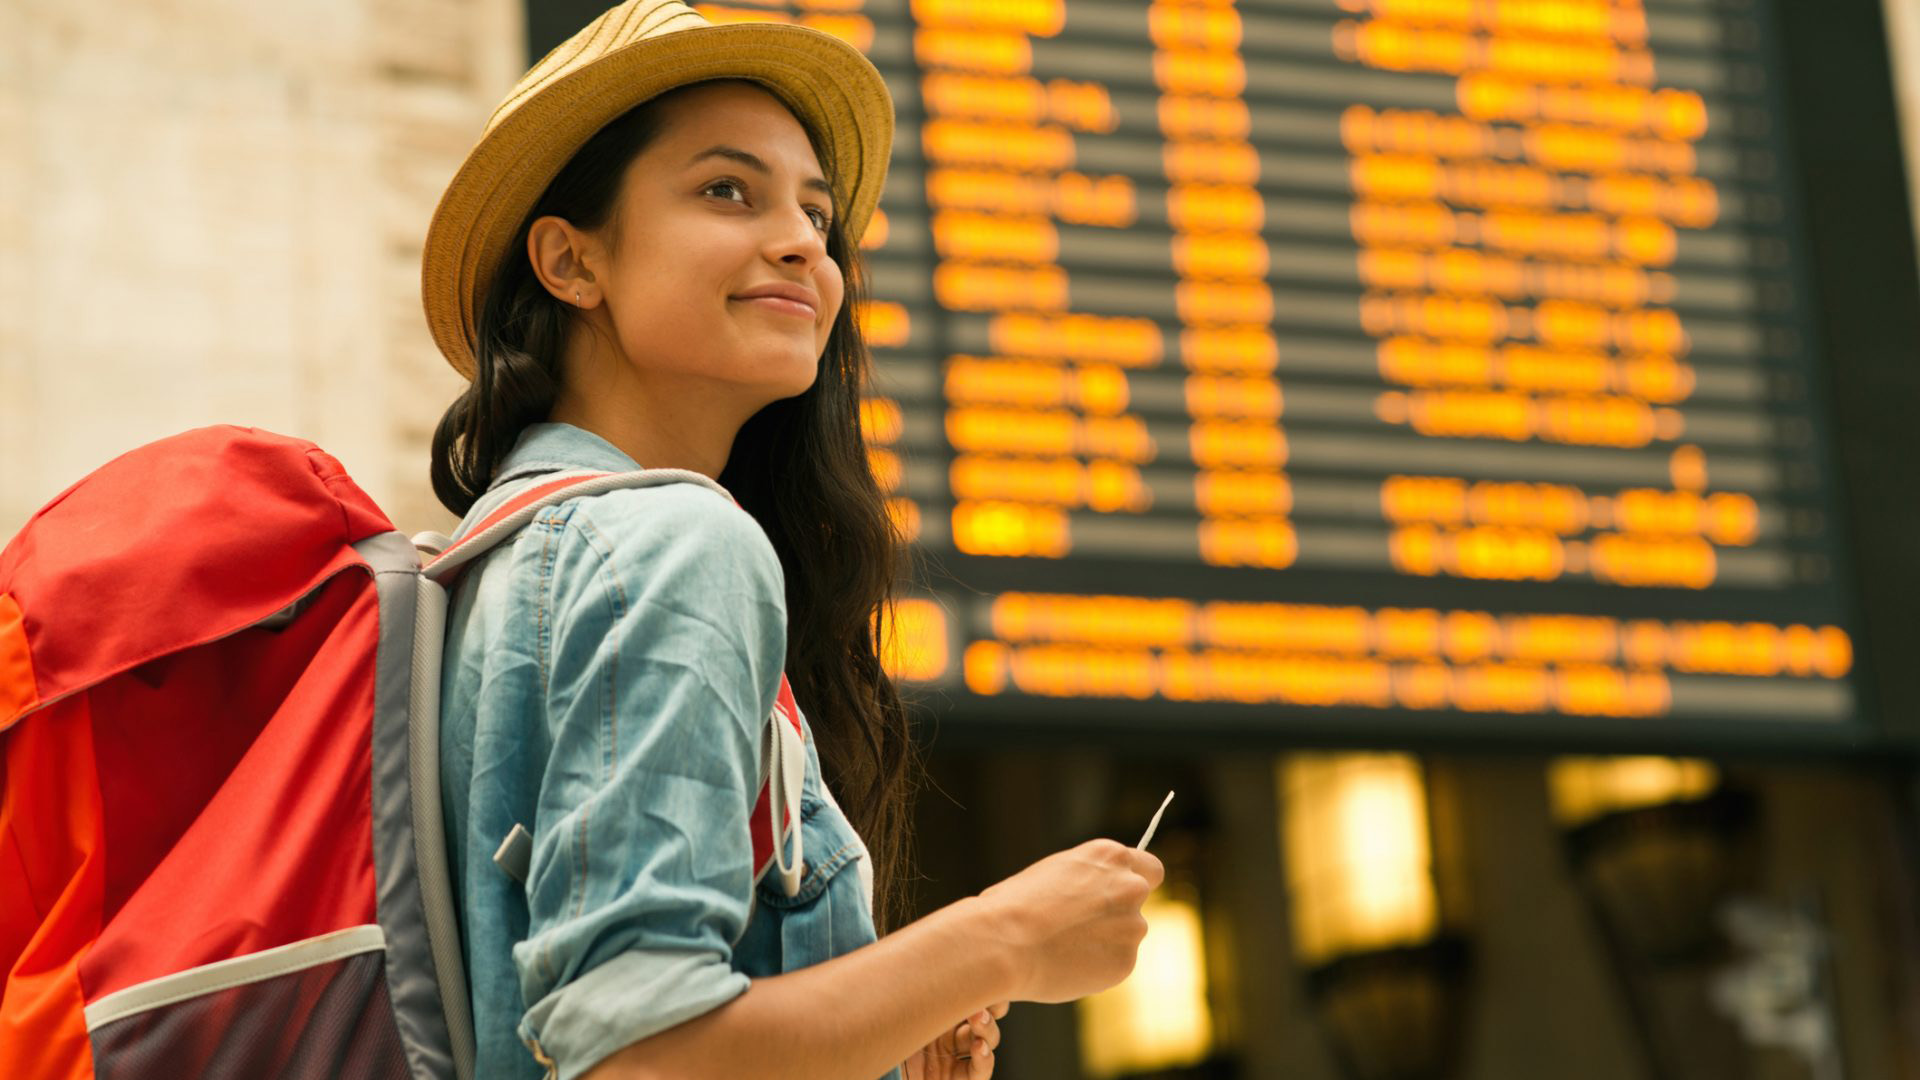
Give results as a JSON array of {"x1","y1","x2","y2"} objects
[{"x1": 548, "y1": 358, "x2": 746, "y2": 481}]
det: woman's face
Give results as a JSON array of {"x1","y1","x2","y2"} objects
[{"x1": 572, "y1": 81, "x2": 845, "y2": 410}]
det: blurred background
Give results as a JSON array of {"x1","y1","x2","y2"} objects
[{"x1": 7, "y1": 0, "x2": 1920, "y2": 1077}]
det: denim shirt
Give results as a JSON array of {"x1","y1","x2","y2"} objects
[{"x1": 439, "y1": 422, "x2": 896, "y2": 1080}]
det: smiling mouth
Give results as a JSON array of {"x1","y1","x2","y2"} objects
[{"x1": 735, "y1": 296, "x2": 816, "y2": 319}]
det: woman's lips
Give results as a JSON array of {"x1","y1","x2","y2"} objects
[{"x1": 736, "y1": 295, "x2": 815, "y2": 319}]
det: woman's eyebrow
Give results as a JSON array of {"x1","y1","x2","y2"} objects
[{"x1": 687, "y1": 145, "x2": 834, "y2": 205}]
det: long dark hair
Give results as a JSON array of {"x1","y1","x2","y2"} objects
[{"x1": 430, "y1": 79, "x2": 923, "y2": 933}]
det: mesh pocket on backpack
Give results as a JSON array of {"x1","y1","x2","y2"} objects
[{"x1": 88, "y1": 949, "x2": 409, "y2": 1080}]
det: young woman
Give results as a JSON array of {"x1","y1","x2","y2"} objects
[{"x1": 421, "y1": 7, "x2": 1163, "y2": 1080}]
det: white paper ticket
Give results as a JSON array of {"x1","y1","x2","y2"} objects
[{"x1": 1136, "y1": 790, "x2": 1175, "y2": 850}]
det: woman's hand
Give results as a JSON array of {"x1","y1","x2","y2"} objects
[
  {"x1": 976, "y1": 839, "x2": 1163, "y2": 1003},
  {"x1": 902, "y1": 1001, "x2": 1008, "y2": 1080}
]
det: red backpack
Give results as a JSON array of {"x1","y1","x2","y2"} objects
[{"x1": 0, "y1": 425, "x2": 809, "y2": 1079}]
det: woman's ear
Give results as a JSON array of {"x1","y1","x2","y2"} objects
[{"x1": 527, "y1": 215, "x2": 603, "y2": 308}]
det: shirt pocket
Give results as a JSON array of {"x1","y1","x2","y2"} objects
[{"x1": 751, "y1": 790, "x2": 878, "y2": 970}]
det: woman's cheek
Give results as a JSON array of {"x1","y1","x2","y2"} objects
[{"x1": 818, "y1": 276, "x2": 845, "y2": 352}]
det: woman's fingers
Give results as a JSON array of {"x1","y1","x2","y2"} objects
[
  {"x1": 947, "y1": 1004, "x2": 1006, "y2": 1079},
  {"x1": 965, "y1": 1009, "x2": 1001, "y2": 1053},
  {"x1": 965, "y1": 1015, "x2": 995, "y2": 1080},
  {"x1": 969, "y1": 1036, "x2": 994, "y2": 1079}
]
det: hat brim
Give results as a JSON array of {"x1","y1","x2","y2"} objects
[{"x1": 421, "y1": 22, "x2": 893, "y2": 380}]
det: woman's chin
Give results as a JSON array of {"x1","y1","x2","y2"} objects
[{"x1": 757, "y1": 357, "x2": 822, "y2": 402}]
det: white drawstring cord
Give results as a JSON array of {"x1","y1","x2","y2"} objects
[{"x1": 768, "y1": 708, "x2": 805, "y2": 896}]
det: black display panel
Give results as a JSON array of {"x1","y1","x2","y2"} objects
[{"x1": 529, "y1": 0, "x2": 1920, "y2": 752}]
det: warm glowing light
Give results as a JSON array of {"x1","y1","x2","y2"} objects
[
  {"x1": 934, "y1": 263, "x2": 1069, "y2": 312},
  {"x1": 1589, "y1": 532, "x2": 1715, "y2": 588},
  {"x1": 694, "y1": 4, "x2": 787, "y2": 24},
  {"x1": 1359, "y1": 292, "x2": 1508, "y2": 341},
  {"x1": 1054, "y1": 171, "x2": 1138, "y2": 226},
  {"x1": 694, "y1": 2, "x2": 874, "y2": 49},
  {"x1": 910, "y1": 0, "x2": 1063, "y2": 35},
  {"x1": 1589, "y1": 173, "x2": 1719, "y2": 227},
  {"x1": 1164, "y1": 140, "x2": 1259, "y2": 184},
  {"x1": 1168, "y1": 183, "x2": 1262, "y2": 231},
  {"x1": 921, "y1": 72, "x2": 1048, "y2": 124},
  {"x1": 1199, "y1": 602, "x2": 1368, "y2": 654},
  {"x1": 884, "y1": 497, "x2": 921, "y2": 542},
  {"x1": 1376, "y1": 340, "x2": 1694, "y2": 401},
  {"x1": 964, "y1": 640, "x2": 1011, "y2": 694},
  {"x1": 1186, "y1": 375, "x2": 1282, "y2": 421},
  {"x1": 1149, "y1": 2, "x2": 1241, "y2": 50},
  {"x1": 1177, "y1": 281, "x2": 1273, "y2": 325},
  {"x1": 948, "y1": 455, "x2": 1150, "y2": 512},
  {"x1": 1359, "y1": 248, "x2": 1674, "y2": 308},
  {"x1": 875, "y1": 597, "x2": 951, "y2": 682},
  {"x1": 1160, "y1": 97, "x2": 1251, "y2": 141},
  {"x1": 916, "y1": 72, "x2": 1115, "y2": 140},
  {"x1": 1076, "y1": 884, "x2": 1215, "y2": 1078},
  {"x1": 1174, "y1": 233, "x2": 1270, "y2": 279},
  {"x1": 932, "y1": 211, "x2": 1060, "y2": 263},
  {"x1": 1524, "y1": 123, "x2": 1695, "y2": 174},
  {"x1": 959, "y1": 594, "x2": 1845, "y2": 711},
  {"x1": 1352, "y1": 200, "x2": 1458, "y2": 247},
  {"x1": 923, "y1": 119, "x2": 1075, "y2": 171},
  {"x1": 1613, "y1": 489, "x2": 1759, "y2": 545},
  {"x1": 1198, "y1": 517, "x2": 1298, "y2": 569},
  {"x1": 1547, "y1": 756, "x2": 1720, "y2": 828},
  {"x1": 945, "y1": 406, "x2": 1155, "y2": 461},
  {"x1": 1153, "y1": 49, "x2": 1246, "y2": 96},
  {"x1": 858, "y1": 208, "x2": 890, "y2": 251},
  {"x1": 1194, "y1": 469, "x2": 1292, "y2": 516},
  {"x1": 991, "y1": 592, "x2": 1193, "y2": 648},
  {"x1": 1181, "y1": 327, "x2": 1277, "y2": 372},
  {"x1": 943, "y1": 357, "x2": 1131, "y2": 413},
  {"x1": 1457, "y1": 75, "x2": 1703, "y2": 137},
  {"x1": 800, "y1": 13, "x2": 873, "y2": 50},
  {"x1": 866, "y1": 447, "x2": 901, "y2": 492},
  {"x1": 1342, "y1": 104, "x2": 1495, "y2": 158},
  {"x1": 914, "y1": 28, "x2": 1034, "y2": 75},
  {"x1": 860, "y1": 396, "x2": 903, "y2": 444},
  {"x1": 1341, "y1": 18, "x2": 1654, "y2": 83},
  {"x1": 1189, "y1": 420, "x2": 1287, "y2": 469},
  {"x1": 1047, "y1": 78, "x2": 1117, "y2": 133},
  {"x1": 1340, "y1": 0, "x2": 1649, "y2": 49},
  {"x1": 857, "y1": 301, "x2": 910, "y2": 347},
  {"x1": 1389, "y1": 523, "x2": 1565, "y2": 580},
  {"x1": 951, "y1": 500, "x2": 1071, "y2": 556},
  {"x1": 990, "y1": 313, "x2": 1163, "y2": 366},
  {"x1": 926, "y1": 167, "x2": 1054, "y2": 215},
  {"x1": 1280, "y1": 754, "x2": 1440, "y2": 966}
]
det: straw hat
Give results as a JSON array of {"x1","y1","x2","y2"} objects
[{"x1": 420, "y1": 0, "x2": 894, "y2": 380}]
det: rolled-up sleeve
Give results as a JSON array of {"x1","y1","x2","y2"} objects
[{"x1": 510, "y1": 485, "x2": 788, "y2": 1079}]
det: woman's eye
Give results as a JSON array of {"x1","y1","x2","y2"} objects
[
  {"x1": 807, "y1": 207, "x2": 833, "y2": 232},
  {"x1": 704, "y1": 179, "x2": 746, "y2": 202}
]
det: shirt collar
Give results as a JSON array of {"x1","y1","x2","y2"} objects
[{"x1": 490, "y1": 422, "x2": 642, "y2": 487}]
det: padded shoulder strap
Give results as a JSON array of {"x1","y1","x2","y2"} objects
[{"x1": 421, "y1": 468, "x2": 733, "y2": 587}]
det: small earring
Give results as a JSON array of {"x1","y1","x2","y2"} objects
[{"x1": 574, "y1": 290, "x2": 582, "y2": 305}]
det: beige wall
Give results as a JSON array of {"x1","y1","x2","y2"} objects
[
  {"x1": 1891, "y1": 0, "x2": 1920, "y2": 260},
  {"x1": 0, "y1": 0, "x2": 523, "y2": 541}
]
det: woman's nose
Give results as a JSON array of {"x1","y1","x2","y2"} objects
[{"x1": 770, "y1": 204, "x2": 828, "y2": 265}]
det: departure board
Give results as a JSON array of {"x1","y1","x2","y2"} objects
[{"x1": 667, "y1": 0, "x2": 1872, "y2": 744}]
